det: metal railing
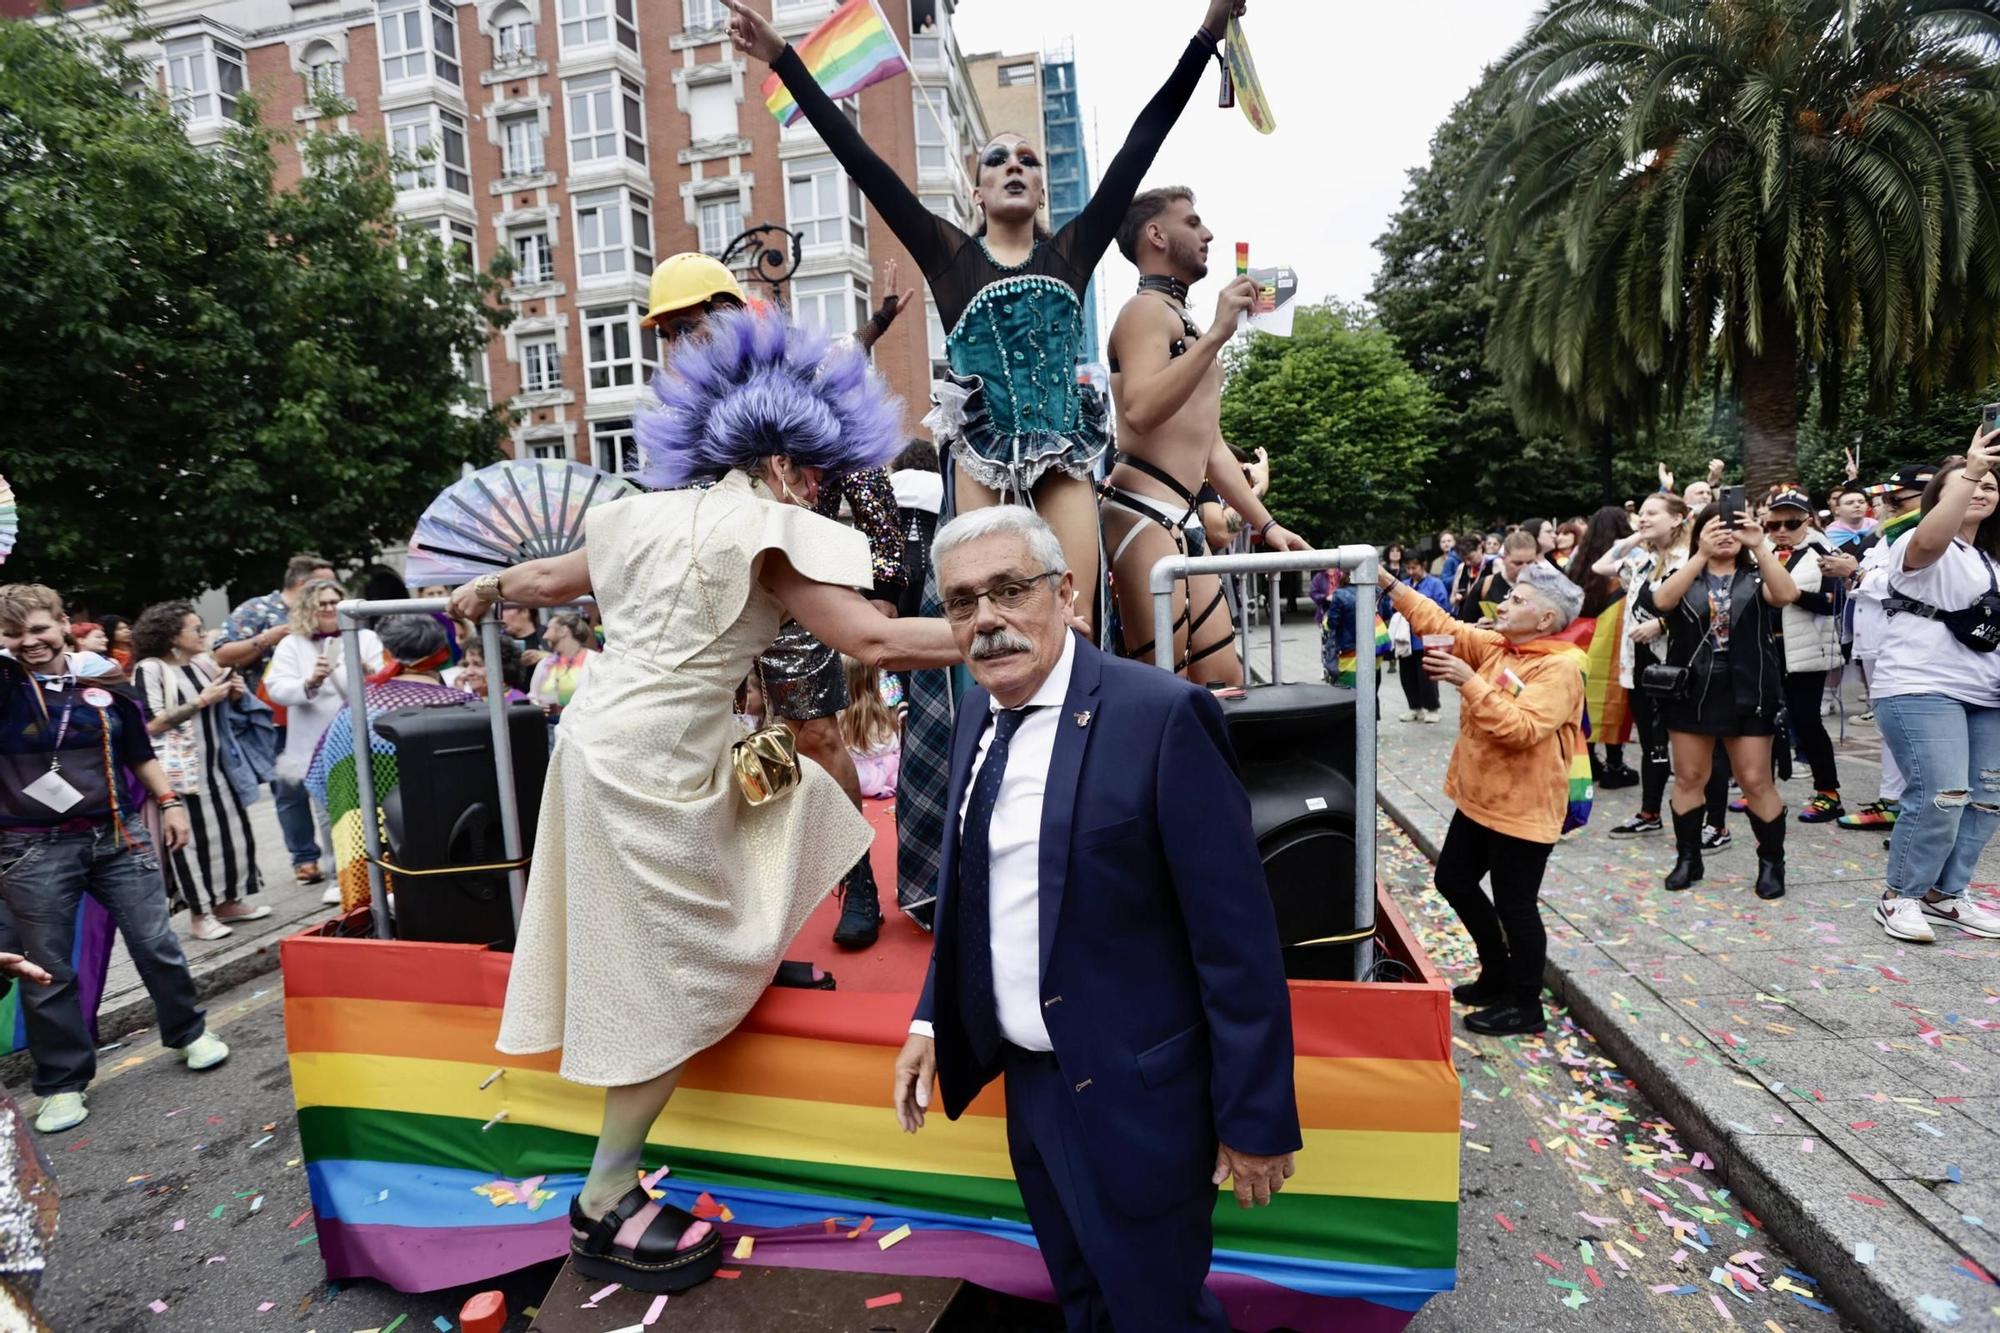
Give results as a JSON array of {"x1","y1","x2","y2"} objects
[
  {"x1": 1149, "y1": 546, "x2": 1380, "y2": 981},
  {"x1": 336, "y1": 598, "x2": 528, "y2": 941}
]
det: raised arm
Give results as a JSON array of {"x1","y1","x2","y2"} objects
[
  {"x1": 726, "y1": 1, "x2": 957, "y2": 277},
  {"x1": 1058, "y1": 18, "x2": 1227, "y2": 271}
]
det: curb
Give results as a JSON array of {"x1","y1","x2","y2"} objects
[
  {"x1": 1375, "y1": 786, "x2": 1970, "y2": 1333},
  {"x1": 0, "y1": 936, "x2": 286, "y2": 1093}
]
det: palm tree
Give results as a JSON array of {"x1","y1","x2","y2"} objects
[{"x1": 1472, "y1": 0, "x2": 2000, "y2": 490}]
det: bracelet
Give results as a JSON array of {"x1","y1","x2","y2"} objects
[
  {"x1": 1257, "y1": 518, "x2": 1280, "y2": 542},
  {"x1": 156, "y1": 796, "x2": 183, "y2": 810}
]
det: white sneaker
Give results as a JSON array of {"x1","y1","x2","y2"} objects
[
  {"x1": 1920, "y1": 895, "x2": 2000, "y2": 939},
  {"x1": 188, "y1": 915, "x2": 233, "y2": 942},
  {"x1": 34, "y1": 1092, "x2": 86, "y2": 1134},
  {"x1": 321, "y1": 885, "x2": 342, "y2": 906},
  {"x1": 1401, "y1": 710, "x2": 1422, "y2": 722},
  {"x1": 1875, "y1": 895, "x2": 1937, "y2": 943},
  {"x1": 1821, "y1": 699, "x2": 1838, "y2": 717},
  {"x1": 179, "y1": 1033, "x2": 230, "y2": 1071}
]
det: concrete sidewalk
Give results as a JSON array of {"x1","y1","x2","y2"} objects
[{"x1": 1316, "y1": 616, "x2": 2000, "y2": 1333}]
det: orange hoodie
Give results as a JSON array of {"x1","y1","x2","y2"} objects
[{"x1": 1389, "y1": 582, "x2": 1587, "y2": 845}]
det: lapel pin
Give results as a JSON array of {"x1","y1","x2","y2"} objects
[{"x1": 1073, "y1": 710, "x2": 1092, "y2": 728}]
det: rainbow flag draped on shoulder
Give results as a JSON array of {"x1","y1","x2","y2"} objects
[{"x1": 761, "y1": 0, "x2": 909, "y2": 127}]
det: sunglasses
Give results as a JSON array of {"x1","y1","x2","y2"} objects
[{"x1": 1763, "y1": 518, "x2": 1807, "y2": 532}]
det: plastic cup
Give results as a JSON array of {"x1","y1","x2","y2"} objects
[{"x1": 1423, "y1": 634, "x2": 1455, "y2": 652}]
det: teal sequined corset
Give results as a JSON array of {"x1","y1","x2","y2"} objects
[{"x1": 935, "y1": 273, "x2": 1108, "y2": 495}]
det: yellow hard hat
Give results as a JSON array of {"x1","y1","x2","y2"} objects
[{"x1": 643, "y1": 253, "x2": 746, "y2": 328}]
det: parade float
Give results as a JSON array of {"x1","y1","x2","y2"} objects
[{"x1": 279, "y1": 485, "x2": 1460, "y2": 1331}]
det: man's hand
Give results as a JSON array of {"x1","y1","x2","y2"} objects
[
  {"x1": 722, "y1": 0, "x2": 785, "y2": 62},
  {"x1": 1260, "y1": 522, "x2": 1311, "y2": 553},
  {"x1": 1246, "y1": 446, "x2": 1271, "y2": 497},
  {"x1": 1657, "y1": 461, "x2": 1673, "y2": 492},
  {"x1": 161, "y1": 807, "x2": 192, "y2": 853},
  {"x1": 1422, "y1": 647, "x2": 1474, "y2": 687},
  {"x1": 1707, "y1": 458, "x2": 1727, "y2": 484},
  {"x1": 448, "y1": 581, "x2": 496, "y2": 623},
  {"x1": 1210, "y1": 276, "x2": 1258, "y2": 335},
  {"x1": 1819, "y1": 551, "x2": 1859, "y2": 581},
  {"x1": 1844, "y1": 445, "x2": 1861, "y2": 481},
  {"x1": 1376, "y1": 567, "x2": 1397, "y2": 592},
  {"x1": 0, "y1": 953, "x2": 52, "y2": 987},
  {"x1": 892, "y1": 1033, "x2": 936, "y2": 1133},
  {"x1": 1213, "y1": 1143, "x2": 1293, "y2": 1208}
]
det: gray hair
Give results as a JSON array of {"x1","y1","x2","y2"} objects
[
  {"x1": 931, "y1": 505, "x2": 1068, "y2": 577},
  {"x1": 1512, "y1": 560, "x2": 1583, "y2": 632},
  {"x1": 376, "y1": 613, "x2": 446, "y2": 665}
]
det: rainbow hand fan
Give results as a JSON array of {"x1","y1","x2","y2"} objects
[
  {"x1": 404, "y1": 459, "x2": 635, "y2": 586},
  {"x1": 0, "y1": 474, "x2": 15, "y2": 565}
]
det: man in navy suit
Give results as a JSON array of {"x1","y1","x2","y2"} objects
[{"x1": 892, "y1": 505, "x2": 1301, "y2": 1332}]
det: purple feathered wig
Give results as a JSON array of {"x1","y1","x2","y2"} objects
[{"x1": 633, "y1": 306, "x2": 905, "y2": 489}]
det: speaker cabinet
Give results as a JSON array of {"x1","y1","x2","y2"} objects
[
  {"x1": 1218, "y1": 685, "x2": 1361, "y2": 980},
  {"x1": 373, "y1": 702, "x2": 549, "y2": 949}
]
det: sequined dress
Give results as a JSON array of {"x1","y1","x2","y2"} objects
[{"x1": 769, "y1": 31, "x2": 1220, "y2": 496}]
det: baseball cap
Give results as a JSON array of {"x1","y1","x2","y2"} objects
[
  {"x1": 1768, "y1": 487, "x2": 1812, "y2": 513},
  {"x1": 1882, "y1": 463, "x2": 1938, "y2": 494}
]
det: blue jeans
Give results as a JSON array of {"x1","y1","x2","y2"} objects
[
  {"x1": 273, "y1": 776, "x2": 322, "y2": 868},
  {"x1": 1876, "y1": 693, "x2": 2000, "y2": 901},
  {"x1": 0, "y1": 824, "x2": 206, "y2": 1094}
]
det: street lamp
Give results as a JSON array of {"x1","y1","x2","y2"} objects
[{"x1": 716, "y1": 223, "x2": 803, "y2": 308}]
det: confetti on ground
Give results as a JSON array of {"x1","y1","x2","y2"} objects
[
  {"x1": 733, "y1": 1236, "x2": 754, "y2": 1260},
  {"x1": 172, "y1": 1219, "x2": 185, "y2": 1232},
  {"x1": 1855, "y1": 1242, "x2": 1876, "y2": 1265},
  {"x1": 643, "y1": 1293, "x2": 669, "y2": 1325},
  {"x1": 382, "y1": 1316, "x2": 407, "y2": 1333},
  {"x1": 586, "y1": 1283, "x2": 620, "y2": 1304},
  {"x1": 259, "y1": 1304, "x2": 276, "y2": 1314},
  {"x1": 149, "y1": 1300, "x2": 169, "y2": 1314},
  {"x1": 879, "y1": 1223, "x2": 912, "y2": 1250},
  {"x1": 846, "y1": 1215, "x2": 875, "y2": 1239},
  {"x1": 289, "y1": 1208, "x2": 313, "y2": 1230},
  {"x1": 713, "y1": 1269, "x2": 740, "y2": 1280},
  {"x1": 432, "y1": 1319, "x2": 452, "y2": 1332},
  {"x1": 864, "y1": 1292, "x2": 903, "y2": 1310}
]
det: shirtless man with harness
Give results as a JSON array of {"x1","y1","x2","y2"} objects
[{"x1": 1101, "y1": 187, "x2": 1310, "y2": 681}]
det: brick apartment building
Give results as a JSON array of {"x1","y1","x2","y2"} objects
[{"x1": 48, "y1": 0, "x2": 995, "y2": 475}]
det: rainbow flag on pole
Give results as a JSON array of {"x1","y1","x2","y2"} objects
[{"x1": 761, "y1": 0, "x2": 909, "y2": 128}]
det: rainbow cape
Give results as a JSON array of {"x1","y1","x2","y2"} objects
[
  {"x1": 1334, "y1": 617, "x2": 1393, "y2": 687},
  {"x1": 284, "y1": 887, "x2": 1459, "y2": 1329},
  {"x1": 762, "y1": 0, "x2": 909, "y2": 128}
]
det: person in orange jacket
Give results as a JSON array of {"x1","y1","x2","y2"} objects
[{"x1": 1380, "y1": 558, "x2": 1587, "y2": 1035}]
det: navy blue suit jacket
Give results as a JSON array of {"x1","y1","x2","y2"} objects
[{"x1": 914, "y1": 633, "x2": 1301, "y2": 1217}]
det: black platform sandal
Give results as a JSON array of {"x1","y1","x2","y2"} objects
[
  {"x1": 569, "y1": 1186, "x2": 724, "y2": 1294},
  {"x1": 773, "y1": 959, "x2": 836, "y2": 989}
]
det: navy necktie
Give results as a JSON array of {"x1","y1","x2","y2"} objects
[{"x1": 956, "y1": 706, "x2": 1035, "y2": 1067}]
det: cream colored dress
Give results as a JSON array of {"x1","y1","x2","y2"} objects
[{"x1": 497, "y1": 471, "x2": 875, "y2": 1086}]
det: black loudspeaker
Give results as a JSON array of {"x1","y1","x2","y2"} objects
[
  {"x1": 373, "y1": 702, "x2": 549, "y2": 948},
  {"x1": 1217, "y1": 685, "x2": 1360, "y2": 981}
]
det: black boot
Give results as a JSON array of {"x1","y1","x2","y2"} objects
[
  {"x1": 1465, "y1": 1001, "x2": 1546, "y2": 1036},
  {"x1": 832, "y1": 853, "x2": 883, "y2": 949},
  {"x1": 1665, "y1": 807, "x2": 1705, "y2": 891},
  {"x1": 1749, "y1": 807, "x2": 1787, "y2": 900},
  {"x1": 1451, "y1": 978, "x2": 1508, "y2": 1007}
]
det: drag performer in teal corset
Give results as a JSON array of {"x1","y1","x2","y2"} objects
[{"x1": 727, "y1": 0, "x2": 1246, "y2": 923}]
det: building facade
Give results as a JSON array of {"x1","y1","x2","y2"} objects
[
  {"x1": 69, "y1": 0, "x2": 991, "y2": 473},
  {"x1": 1039, "y1": 42, "x2": 1098, "y2": 366}
]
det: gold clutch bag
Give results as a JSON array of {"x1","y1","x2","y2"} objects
[{"x1": 732, "y1": 723, "x2": 800, "y2": 806}]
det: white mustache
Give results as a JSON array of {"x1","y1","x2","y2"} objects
[{"x1": 970, "y1": 630, "x2": 1033, "y2": 660}]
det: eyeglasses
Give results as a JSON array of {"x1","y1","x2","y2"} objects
[
  {"x1": 315, "y1": 598, "x2": 342, "y2": 609},
  {"x1": 1763, "y1": 518, "x2": 1807, "y2": 532},
  {"x1": 942, "y1": 571, "x2": 1060, "y2": 624}
]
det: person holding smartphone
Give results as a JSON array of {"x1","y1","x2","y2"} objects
[
  {"x1": 1867, "y1": 425, "x2": 2000, "y2": 943},
  {"x1": 1640, "y1": 497, "x2": 1800, "y2": 898}
]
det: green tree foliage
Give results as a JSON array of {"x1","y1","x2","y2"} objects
[
  {"x1": 0, "y1": 12, "x2": 512, "y2": 611},
  {"x1": 1373, "y1": 83, "x2": 1725, "y2": 526},
  {"x1": 1471, "y1": 0, "x2": 2000, "y2": 492},
  {"x1": 1219, "y1": 304, "x2": 1439, "y2": 546}
]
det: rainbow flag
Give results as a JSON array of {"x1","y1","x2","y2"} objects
[
  {"x1": 761, "y1": 0, "x2": 909, "y2": 128},
  {"x1": 0, "y1": 897, "x2": 114, "y2": 1054},
  {"x1": 283, "y1": 890, "x2": 1460, "y2": 1328}
]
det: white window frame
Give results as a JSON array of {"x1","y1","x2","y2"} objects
[
  {"x1": 786, "y1": 153, "x2": 866, "y2": 251},
  {"x1": 782, "y1": 93, "x2": 855, "y2": 143},
  {"x1": 164, "y1": 35, "x2": 245, "y2": 125},
  {"x1": 591, "y1": 418, "x2": 641, "y2": 475},
  {"x1": 697, "y1": 196, "x2": 742, "y2": 258},
  {"x1": 913, "y1": 89, "x2": 958, "y2": 178},
  {"x1": 565, "y1": 73, "x2": 646, "y2": 167},
  {"x1": 492, "y1": 1, "x2": 537, "y2": 61},
  {"x1": 686, "y1": 80, "x2": 738, "y2": 144},
  {"x1": 500, "y1": 113, "x2": 544, "y2": 176},
  {"x1": 302, "y1": 41, "x2": 345, "y2": 101},
  {"x1": 512, "y1": 229, "x2": 555, "y2": 284},
  {"x1": 387, "y1": 105, "x2": 471, "y2": 194},
  {"x1": 792, "y1": 273, "x2": 869, "y2": 339},
  {"x1": 582, "y1": 307, "x2": 658, "y2": 394},
  {"x1": 560, "y1": 0, "x2": 637, "y2": 51},
  {"x1": 573, "y1": 188, "x2": 652, "y2": 282},
  {"x1": 378, "y1": 0, "x2": 461, "y2": 86},
  {"x1": 683, "y1": 0, "x2": 725, "y2": 31},
  {"x1": 527, "y1": 438, "x2": 570, "y2": 460},
  {"x1": 521, "y1": 336, "x2": 563, "y2": 392}
]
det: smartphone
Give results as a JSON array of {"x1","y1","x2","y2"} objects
[
  {"x1": 1982, "y1": 402, "x2": 1999, "y2": 428},
  {"x1": 1717, "y1": 484, "x2": 1748, "y2": 521}
]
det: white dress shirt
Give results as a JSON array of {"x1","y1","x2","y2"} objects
[{"x1": 911, "y1": 631, "x2": 1075, "y2": 1051}]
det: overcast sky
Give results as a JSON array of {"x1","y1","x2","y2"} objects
[{"x1": 951, "y1": 0, "x2": 1544, "y2": 333}]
